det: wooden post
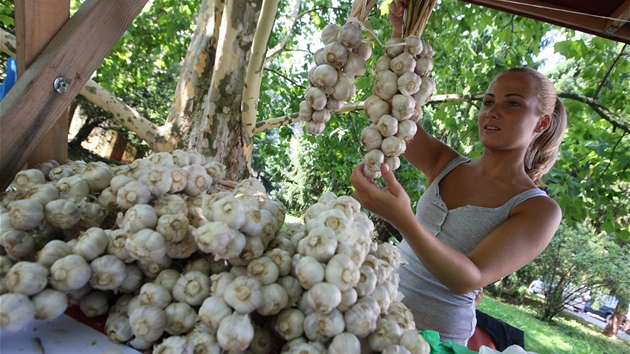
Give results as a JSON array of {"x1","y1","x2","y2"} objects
[
  {"x1": 0, "y1": 0, "x2": 149, "y2": 190},
  {"x1": 15, "y1": 0, "x2": 71, "y2": 169}
]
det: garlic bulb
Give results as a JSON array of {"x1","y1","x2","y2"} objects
[
  {"x1": 382, "y1": 345, "x2": 412, "y2": 354},
  {"x1": 405, "y1": 35, "x2": 423, "y2": 56},
  {"x1": 323, "y1": 42, "x2": 349, "y2": 69},
  {"x1": 8, "y1": 199, "x2": 44, "y2": 231},
  {"x1": 81, "y1": 162, "x2": 113, "y2": 193},
  {"x1": 78, "y1": 201, "x2": 107, "y2": 229},
  {"x1": 121, "y1": 204, "x2": 158, "y2": 233},
  {"x1": 0, "y1": 226, "x2": 35, "y2": 259},
  {"x1": 367, "y1": 318, "x2": 403, "y2": 351},
  {"x1": 89, "y1": 255, "x2": 126, "y2": 291},
  {"x1": 415, "y1": 57, "x2": 433, "y2": 77},
  {"x1": 208, "y1": 195, "x2": 245, "y2": 230},
  {"x1": 321, "y1": 23, "x2": 341, "y2": 45},
  {"x1": 266, "y1": 248, "x2": 292, "y2": 277},
  {"x1": 44, "y1": 199, "x2": 81, "y2": 229},
  {"x1": 227, "y1": 234, "x2": 265, "y2": 266},
  {"x1": 138, "y1": 164, "x2": 173, "y2": 197},
  {"x1": 377, "y1": 115, "x2": 399, "y2": 138},
  {"x1": 312, "y1": 109, "x2": 331, "y2": 124},
  {"x1": 56, "y1": 175, "x2": 90, "y2": 203},
  {"x1": 138, "y1": 254, "x2": 172, "y2": 279},
  {"x1": 119, "y1": 263, "x2": 144, "y2": 293},
  {"x1": 198, "y1": 295, "x2": 232, "y2": 330},
  {"x1": 48, "y1": 165, "x2": 75, "y2": 182},
  {"x1": 5, "y1": 261, "x2": 49, "y2": 295},
  {"x1": 109, "y1": 175, "x2": 134, "y2": 195},
  {"x1": 413, "y1": 76, "x2": 436, "y2": 106},
  {"x1": 137, "y1": 282, "x2": 172, "y2": 309},
  {"x1": 344, "y1": 300, "x2": 379, "y2": 338},
  {"x1": 49, "y1": 254, "x2": 92, "y2": 292},
  {"x1": 364, "y1": 95, "x2": 391, "y2": 124},
  {"x1": 337, "y1": 19, "x2": 362, "y2": 48},
  {"x1": 328, "y1": 332, "x2": 361, "y2": 354},
  {"x1": 154, "y1": 268, "x2": 181, "y2": 292},
  {"x1": 154, "y1": 335, "x2": 194, "y2": 354},
  {"x1": 116, "y1": 180, "x2": 152, "y2": 209},
  {"x1": 106, "y1": 313, "x2": 133, "y2": 343},
  {"x1": 148, "y1": 151, "x2": 174, "y2": 166},
  {"x1": 277, "y1": 275, "x2": 303, "y2": 307},
  {"x1": 186, "y1": 325, "x2": 222, "y2": 354},
  {"x1": 247, "y1": 255, "x2": 279, "y2": 285},
  {"x1": 79, "y1": 291, "x2": 110, "y2": 318},
  {"x1": 32, "y1": 288, "x2": 68, "y2": 320},
  {"x1": 374, "y1": 70, "x2": 400, "y2": 101},
  {"x1": 203, "y1": 161, "x2": 226, "y2": 181},
  {"x1": 126, "y1": 228, "x2": 166, "y2": 262},
  {"x1": 172, "y1": 270, "x2": 211, "y2": 306},
  {"x1": 298, "y1": 226, "x2": 338, "y2": 263},
  {"x1": 303, "y1": 308, "x2": 345, "y2": 342},
  {"x1": 128, "y1": 305, "x2": 167, "y2": 341},
  {"x1": 305, "y1": 121, "x2": 326, "y2": 135},
  {"x1": 257, "y1": 283, "x2": 289, "y2": 316},
  {"x1": 106, "y1": 229, "x2": 133, "y2": 262},
  {"x1": 305, "y1": 86, "x2": 327, "y2": 111},
  {"x1": 382, "y1": 136, "x2": 406, "y2": 157},
  {"x1": 299, "y1": 100, "x2": 314, "y2": 121},
  {"x1": 332, "y1": 74, "x2": 357, "y2": 102},
  {"x1": 338, "y1": 287, "x2": 358, "y2": 312},
  {"x1": 21, "y1": 183, "x2": 59, "y2": 206},
  {"x1": 399, "y1": 329, "x2": 431, "y2": 354},
  {"x1": 273, "y1": 308, "x2": 305, "y2": 341},
  {"x1": 385, "y1": 38, "x2": 405, "y2": 58},
  {"x1": 325, "y1": 253, "x2": 360, "y2": 291},
  {"x1": 343, "y1": 52, "x2": 367, "y2": 79},
  {"x1": 223, "y1": 275, "x2": 263, "y2": 314},
  {"x1": 153, "y1": 194, "x2": 188, "y2": 217},
  {"x1": 390, "y1": 52, "x2": 416, "y2": 76},
  {"x1": 74, "y1": 227, "x2": 109, "y2": 261},
  {"x1": 312, "y1": 64, "x2": 338, "y2": 94},
  {"x1": 376, "y1": 55, "x2": 393, "y2": 73},
  {"x1": 194, "y1": 221, "x2": 240, "y2": 255},
  {"x1": 182, "y1": 164, "x2": 212, "y2": 197},
  {"x1": 13, "y1": 169, "x2": 46, "y2": 193},
  {"x1": 216, "y1": 313, "x2": 254, "y2": 352},
  {"x1": 164, "y1": 302, "x2": 197, "y2": 335},
  {"x1": 295, "y1": 256, "x2": 325, "y2": 290},
  {"x1": 0, "y1": 293, "x2": 35, "y2": 332},
  {"x1": 307, "y1": 282, "x2": 341, "y2": 315},
  {"x1": 397, "y1": 71, "x2": 422, "y2": 96},
  {"x1": 361, "y1": 125, "x2": 383, "y2": 151},
  {"x1": 391, "y1": 94, "x2": 416, "y2": 121}
]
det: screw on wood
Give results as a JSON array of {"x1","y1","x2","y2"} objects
[{"x1": 53, "y1": 77, "x2": 73, "y2": 93}]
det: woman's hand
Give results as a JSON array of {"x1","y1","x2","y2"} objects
[
  {"x1": 389, "y1": 0, "x2": 407, "y2": 38},
  {"x1": 350, "y1": 162, "x2": 414, "y2": 227}
]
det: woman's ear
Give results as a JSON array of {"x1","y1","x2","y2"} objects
[{"x1": 535, "y1": 115, "x2": 551, "y2": 133}]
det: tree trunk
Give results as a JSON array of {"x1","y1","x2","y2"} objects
[{"x1": 169, "y1": 0, "x2": 263, "y2": 181}]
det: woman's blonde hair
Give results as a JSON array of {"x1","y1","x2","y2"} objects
[{"x1": 502, "y1": 68, "x2": 567, "y2": 186}]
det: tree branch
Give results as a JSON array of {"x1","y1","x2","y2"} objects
[
  {"x1": 266, "y1": 0, "x2": 302, "y2": 61},
  {"x1": 265, "y1": 67, "x2": 307, "y2": 89},
  {"x1": 595, "y1": 43, "x2": 628, "y2": 99}
]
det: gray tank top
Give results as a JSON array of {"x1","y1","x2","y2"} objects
[{"x1": 398, "y1": 155, "x2": 548, "y2": 344}]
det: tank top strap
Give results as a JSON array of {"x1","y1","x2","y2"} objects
[
  {"x1": 431, "y1": 155, "x2": 471, "y2": 186},
  {"x1": 506, "y1": 188, "x2": 549, "y2": 210}
]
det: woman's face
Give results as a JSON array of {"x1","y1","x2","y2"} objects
[{"x1": 478, "y1": 71, "x2": 548, "y2": 152}]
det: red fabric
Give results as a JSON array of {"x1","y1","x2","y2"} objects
[
  {"x1": 467, "y1": 325, "x2": 497, "y2": 351},
  {"x1": 64, "y1": 305, "x2": 107, "y2": 334}
]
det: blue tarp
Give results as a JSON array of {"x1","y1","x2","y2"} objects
[{"x1": 0, "y1": 57, "x2": 17, "y2": 101}]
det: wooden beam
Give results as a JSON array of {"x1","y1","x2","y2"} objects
[
  {"x1": 604, "y1": 0, "x2": 630, "y2": 35},
  {"x1": 16, "y1": 0, "x2": 71, "y2": 170},
  {"x1": 461, "y1": 0, "x2": 630, "y2": 44},
  {"x1": 0, "y1": 0, "x2": 148, "y2": 190}
]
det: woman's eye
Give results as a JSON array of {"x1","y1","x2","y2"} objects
[
  {"x1": 482, "y1": 100, "x2": 493, "y2": 106},
  {"x1": 508, "y1": 101, "x2": 520, "y2": 106}
]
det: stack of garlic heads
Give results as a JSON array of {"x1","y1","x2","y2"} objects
[
  {"x1": 300, "y1": 0, "x2": 377, "y2": 135},
  {"x1": 361, "y1": 36, "x2": 436, "y2": 179},
  {"x1": 0, "y1": 150, "x2": 430, "y2": 353}
]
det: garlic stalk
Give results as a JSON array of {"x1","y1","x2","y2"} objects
[
  {"x1": 0, "y1": 293, "x2": 35, "y2": 332},
  {"x1": 32, "y1": 289, "x2": 68, "y2": 320}
]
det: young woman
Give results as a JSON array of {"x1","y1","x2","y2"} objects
[{"x1": 350, "y1": 65, "x2": 567, "y2": 344}]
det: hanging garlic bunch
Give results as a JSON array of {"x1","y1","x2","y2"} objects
[
  {"x1": 360, "y1": 34, "x2": 436, "y2": 178},
  {"x1": 301, "y1": 12, "x2": 373, "y2": 135}
]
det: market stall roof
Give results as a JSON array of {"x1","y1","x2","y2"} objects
[{"x1": 461, "y1": 0, "x2": 630, "y2": 44}]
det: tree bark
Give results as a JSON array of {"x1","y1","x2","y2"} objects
[{"x1": 184, "y1": 0, "x2": 263, "y2": 181}]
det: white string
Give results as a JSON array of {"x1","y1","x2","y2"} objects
[{"x1": 489, "y1": 0, "x2": 630, "y2": 24}]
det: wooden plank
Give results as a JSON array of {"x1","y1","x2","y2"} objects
[
  {"x1": 0, "y1": 0, "x2": 149, "y2": 190},
  {"x1": 15, "y1": 0, "x2": 71, "y2": 169},
  {"x1": 604, "y1": 0, "x2": 630, "y2": 35},
  {"x1": 462, "y1": 0, "x2": 630, "y2": 44}
]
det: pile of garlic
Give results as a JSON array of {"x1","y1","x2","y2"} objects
[
  {"x1": 360, "y1": 36, "x2": 436, "y2": 178},
  {"x1": 299, "y1": 18, "x2": 372, "y2": 135},
  {"x1": 0, "y1": 151, "x2": 430, "y2": 353}
]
